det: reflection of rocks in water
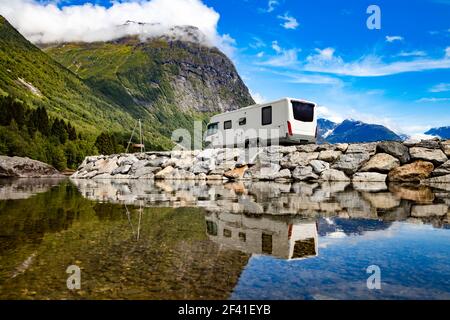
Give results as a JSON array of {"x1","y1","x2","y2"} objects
[
  {"x1": 0, "y1": 204, "x2": 250, "y2": 300},
  {"x1": 205, "y1": 212, "x2": 318, "y2": 260},
  {"x1": 70, "y1": 178, "x2": 450, "y2": 228},
  {"x1": 389, "y1": 183, "x2": 435, "y2": 203},
  {"x1": 0, "y1": 178, "x2": 65, "y2": 200}
]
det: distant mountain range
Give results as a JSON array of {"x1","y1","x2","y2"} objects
[
  {"x1": 425, "y1": 127, "x2": 450, "y2": 139},
  {"x1": 317, "y1": 119, "x2": 403, "y2": 143}
]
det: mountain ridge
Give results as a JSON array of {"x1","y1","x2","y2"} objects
[{"x1": 317, "y1": 118, "x2": 403, "y2": 143}]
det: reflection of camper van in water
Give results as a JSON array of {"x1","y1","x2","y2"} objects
[
  {"x1": 205, "y1": 212, "x2": 318, "y2": 260},
  {"x1": 205, "y1": 98, "x2": 318, "y2": 148}
]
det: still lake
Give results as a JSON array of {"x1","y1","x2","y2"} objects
[{"x1": 0, "y1": 178, "x2": 450, "y2": 300}]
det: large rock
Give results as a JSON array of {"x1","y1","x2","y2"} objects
[
  {"x1": 154, "y1": 166, "x2": 175, "y2": 179},
  {"x1": 318, "y1": 150, "x2": 341, "y2": 162},
  {"x1": 387, "y1": 161, "x2": 434, "y2": 182},
  {"x1": 292, "y1": 166, "x2": 318, "y2": 181},
  {"x1": 415, "y1": 139, "x2": 441, "y2": 149},
  {"x1": 309, "y1": 160, "x2": 330, "y2": 174},
  {"x1": 346, "y1": 143, "x2": 376, "y2": 155},
  {"x1": 409, "y1": 147, "x2": 447, "y2": 165},
  {"x1": 191, "y1": 160, "x2": 215, "y2": 174},
  {"x1": 95, "y1": 159, "x2": 118, "y2": 174},
  {"x1": 134, "y1": 166, "x2": 159, "y2": 178},
  {"x1": 280, "y1": 152, "x2": 319, "y2": 169},
  {"x1": 224, "y1": 165, "x2": 248, "y2": 180},
  {"x1": 360, "y1": 153, "x2": 400, "y2": 173},
  {"x1": 376, "y1": 141, "x2": 410, "y2": 164},
  {"x1": 352, "y1": 172, "x2": 387, "y2": 182},
  {"x1": 251, "y1": 163, "x2": 282, "y2": 180},
  {"x1": 296, "y1": 144, "x2": 319, "y2": 153},
  {"x1": 273, "y1": 169, "x2": 292, "y2": 181},
  {"x1": 332, "y1": 153, "x2": 370, "y2": 175},
  {"x1": 112, "y1": 165, "x2": 131, "y2": 175},
  {"x1": 411, "y1": 204, "x2": 448, "y2": 217},
  {"x1": 117, "y1": 155, "x2": 139, "y2": 166},
  {"x1": 441, "y1": 140, "x2": 450, "y2": 157},
  {"x1": 432, "y1": 160, "x2": 450, "y2": 177},
  {"x1": 0, "y1": 156, "x2": 63, "y2": 178},
  {"x1": 319, "y1": 169, "x2": 350, "y2": 182}
]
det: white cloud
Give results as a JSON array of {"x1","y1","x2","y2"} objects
[
  {"x1": 285, "y1": 73, "x2": 343, "y2": 86},
  {"x1": 385, "y1": 35, "x2": 404, "y2": 43},
  {"x1": 304, "y1": 47, "x2": 450, "y2": 77},
  {"x1": 416, "y1": 97, "x2": 450, "y2": 102},
  {"x1": 250, "y1": 90, "x2": 266, "y2": 104},
  {"x1": 266, "y1": 0, "x2": 279, "y2": 13},
  {"x1": 0, "y1": 0, "x2": 235, "y2": 55},
  {"x1": 271, "y1": 40, "x2": 282, "y2": 53},
  {"x1": 316, "y1": 106, "x2": 344, "y2": 123},
  {"x1": 249, "y1": 37, "x2": 266, "y2": 49},
  {"x1": 396, "y1": 50, "x2": 427, "y2": 57},
  {"x1": 430, "y1": 83, "x2": 450, "y2": 92},
  {"x1": 256, "y1": 52, "x2": 265, "y2": 58},
  {"x1": 260, "y1": 49, "x2": 300, "y2": 67},
  {"x1": 277, "y1": 13, "x2": 299, "y2": 30}
]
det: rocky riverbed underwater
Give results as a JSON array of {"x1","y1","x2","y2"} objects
[{"x1": 0, "y1": 177, "x2": 450, "y2": 300}]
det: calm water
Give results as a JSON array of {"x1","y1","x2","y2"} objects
[{"x1": 0, "y1": 178, "x2": 450, "y2": 300}]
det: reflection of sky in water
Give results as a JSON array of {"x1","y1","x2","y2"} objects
[{"x1": 231, "y1": 223, "x2": 450, "y2": 300}]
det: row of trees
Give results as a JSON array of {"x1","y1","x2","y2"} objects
[
  {"x1": 0, "y1": 96, "x2": 88, "y2": 170},
  {"x1": 0, "y1": 96, "x2": 136, "y2": 170}
]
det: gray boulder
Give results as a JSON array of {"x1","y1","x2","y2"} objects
[
  {"x1": 376, "y1": 141, "x2": 410, "y2": 164},
  {"x1": 292, "y1": 166, "x2": 318, "y2": 181},
  {"x1": 332, "y1": 152, "x2": 370, "y2": 175},
  {"x1": 320, "y1": 169, "x2": 350, "y2": 182},
  {"x1": 352, "y1": 172, "x2": 387, "y2": 182},
  {"x1": 360, "y1": 153, "x2": 400, "y2": 173},
  {"x1": 309, "y1": 160, "x2": 330, "y2": 174},
  {"x1": 409, "y1": 147, "x2": 447, "y2": 165}
]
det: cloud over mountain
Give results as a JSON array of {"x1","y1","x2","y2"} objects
[{"x1": 0, "y1": 0, "x2": 235, "y2": 54}]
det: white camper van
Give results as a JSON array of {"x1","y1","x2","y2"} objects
[{"x1": 205, "y1": 98, "x2": 317, "y2": 148}]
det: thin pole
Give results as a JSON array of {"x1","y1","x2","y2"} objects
[
  {"x1": 139, "y1": 119, "x2": 143, "y2": 153},
  {"x1": 126, "y1": 121, "x2": 138, "y2": 154}
]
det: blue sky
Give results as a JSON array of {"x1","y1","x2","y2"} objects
[
  {"x1": 3, "y1": 0, "x2": 450, "y2": 136},
  {"x1": 202, "y1": 0, "x2": 450, "y2": 136}
]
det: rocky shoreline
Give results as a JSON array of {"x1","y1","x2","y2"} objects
[{"x1": 71, "y1": 139, "x2": 450, "y2": 184}]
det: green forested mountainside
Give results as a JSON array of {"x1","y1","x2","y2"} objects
[
  {"x1": 43, "y1": 34, "x2": 254, "y2": 139},
  {"x1": 0, "y1": 16, "x2": 254, "y2": 169}
]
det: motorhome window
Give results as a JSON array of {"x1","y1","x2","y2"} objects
[
  {"x1": 224, "y1": 120, "x2": 232, "y2": 130},
  {"x1": 239, "y1": 117, "x2": 246, "y2": 126},
  {"x1": 206, "y1": 122, "x2": 218, "y2": 136},
  {"x1": 261, "y1": 106, "x2": 272, "y2": 125},
  {"x1": 292, "y1": 101, "x2": 314, "y2": 122},
  {"x1": 206, "y1": 221, "x2": 218, "y2": 236},
  {"x1": 261, "y1": 233, "x2": 273, "y2": 254}
]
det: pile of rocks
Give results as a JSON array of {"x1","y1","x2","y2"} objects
[{"x1": 71, "y1": 139, "x2": 450, "y2": 183}]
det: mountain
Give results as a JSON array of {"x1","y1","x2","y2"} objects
[
  {"x1": 0, "y1": 15, "x2": 136, "y2": 135},
  {"x1": 425, "y1": 127, "x2": 450, "y2": 139},
  {"x1": 0, "y1": 15, "x2": 254, "y2": 166},
  {"x1": 317, "y1": 118, "x2": 402, "y2": 143},
  {"x1": 43, "y1": 26, "x2": 253, "y2": 136},
  {"x1": 317, "y1": 118, "x2": 338, "y2": 143}
]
